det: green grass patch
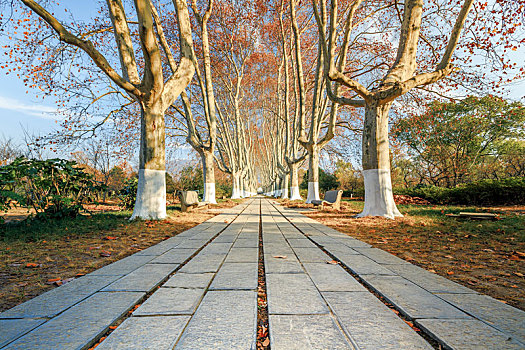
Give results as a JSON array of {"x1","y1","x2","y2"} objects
[{"x1": 0, "y1": 211, "x2": 133, "y2": 242}]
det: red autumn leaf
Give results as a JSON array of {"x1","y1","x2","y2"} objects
[
  {"x1": 104, "y1": 236, "x2": 117, "y2": 240},
  {"x1": 25, "y1": 263, "x2": 41, "y2": 268},
  {"x1": 326, "y1": 260, "x2": 338, "y2": 265},
  {"x1": 47, "y1": 278, "x2": 61, "y2": 283},
  {"x1": 272, "y1": 255, "x2": 287, "y2": 259},
  {"x1": 100, "y1": 251, "x2": 112, "y2": 257}
]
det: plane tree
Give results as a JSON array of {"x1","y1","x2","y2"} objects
[{"x1": 3, "y1": 0, "x2": 196, "y2": 219}]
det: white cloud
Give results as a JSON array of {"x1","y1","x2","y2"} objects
[{"x1": 0, "y1": 95, "x2": 60, "y2": 120}]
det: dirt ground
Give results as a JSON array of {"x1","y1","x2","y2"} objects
[
  {"x1": 278, "y1": 199, "x2": 525, "y2": 311},
  {"x1": 0, "y1": 199, "x2": 243, "y2": 313}
]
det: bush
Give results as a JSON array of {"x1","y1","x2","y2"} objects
[
  {"x1": 119, "y1": 176, "x2": 138, "y2": 210},
  {"x1": 0, "y1": 157, "x2": 103, "y2": 220},
  {"x1": 398, "y1": 178, "x2": 525, "y2": 205}
]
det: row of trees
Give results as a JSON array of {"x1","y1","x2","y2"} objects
[{"x1": 1, "y1": 0, "x2": 523, "y2": 219}]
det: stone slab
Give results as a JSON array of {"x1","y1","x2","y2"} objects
[
  {"x1": 164, "y1": 272, "x2": 215, "y2": 289},
  {"x1": 264, "y1": 255, "x2": 303, "y2": 274},
  {"x1": 292, "y1": 248, "x2": 330, "y2": 262},
  {"x1": 287, "y1": 238, "x2": 318, "y2": 248},
  {"x1": 323, "y1": 291, "x2": 432, "y2": 350},
  {"x1": 224, "y1": 248, "x2": 259, "y2": 262},
  {"x1": 269, "y1": 314, "x2": 353, "y2": 350},
  {"x1": 336, "y1": 254, "x2": 398, "y2": 275},
  {"x1": 133, "y1": 287, "x2": 206, "y2": 315},
  {"x1": 177, "y1": 254, "x2": 225, "y2": 273},
  {"x1": 96, "y1": 316, "x2": 190, "y2": 350},
  {"x1": 212, "y1": 234, "x2": 239, "y2": 243},
  {"x1": 437, "y1": 293, "x2": 525, "y2": 344},
  {"x1": 280, "y1": 230, "x2": 305, "y2": 239},
  {"x1": 364, "y1": 275, "x2": 469, "y2": 319},
  {"x1": 0, "y1": 275, "x2": 121, "y2": 318},
  {"x1": 0, "y1": 318, "x2": 46, "y2": 348},
  {"x1": 354, "y1": 247, "x2": 410, "y2": 265},
  {"x1": 176, "y1": 240, "x2": 210, "y2": 249},
  {"x1": 209, "y1": 263, "x2": 258, "y2": 290},
  {"x1": 319, "y1": 244, "x2": 360, "y2": 257},
  {"x1": 175, "y1": 291, "x2": 257, "y2": 349},
  {"x1": 303, "y1": 263, "x2": 366, "y2": 292},
  {"x1": 232, "y1": 239, "x2": 259, "y2": 248},
  {"x1": 88, "y1": 254, "x2": 155, "y2": 276},
  {"x1": 102, "y1": 264, "x2": 178, "y2": 292},
  {"x1": 416, "y1": 318, "x2": 525, "y2": 350},
  {"x1": 4, "y1": 291, "x2": 144, "y2": 350},
  {"x1": 386, "y1": 264, "x2": 475, "y2": 294},
  {"x1": 337, "y1": 238, "x2": 372, "y2": 248},
  {"x1": 149, "y1": 248, "x2": 196, "y2": 264},
  {"x1": 199, "y1": 243, "x2": 233, "y2": 255},
  {"x1": 266, "y1": 273, "x2": 329, "y2": 315},
  {"x1": 262, "y1": 243, "x2": 295, "y2": 256}
]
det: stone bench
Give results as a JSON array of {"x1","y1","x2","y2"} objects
[
  {"x1": 311, "y1": 190, "x2": 343, "y2": 211},
  {"x1": 177, "y1": 190, "x2": 208, "y2": 212}
]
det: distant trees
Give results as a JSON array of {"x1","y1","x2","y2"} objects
[{"x1": 393, "y1": 96, "x2": 525, "y2": 187}]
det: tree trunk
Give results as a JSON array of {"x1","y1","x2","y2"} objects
[
  {"x1": 131, "y1": 105, "x2": 167, "y2": 220},
  {"x1": 305, "y1": 147, "x2": 320, "y2": 203},
  {"x1": 281, "y1": 173, "x2": 289, "y2": 199},
  {"x1": 231, "y1": 172, "x2": 242, "y2": 199},
  {"x1": 359, "y1": 101, "x2": 402, "y2": 219},
  {"x1": 289, "y1": 163, "x2": 302, "y2": 200},
  {"x1": 201, "y1": 150, "x2": 217, "y2": 204}
]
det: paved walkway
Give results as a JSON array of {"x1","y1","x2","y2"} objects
[{"x1": 1, "y1": 199, "x2": 524, "y2": 349}]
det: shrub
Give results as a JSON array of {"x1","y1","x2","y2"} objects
[
  {"x1": 398, "y1": 178, "x2": 525, "y2": 205},
  {"x1": 119, "y1": 176, "x2": 138, "y2": 210},
  {"x1": 0, "y1": 157, "x2": 103, "y2": 220}
]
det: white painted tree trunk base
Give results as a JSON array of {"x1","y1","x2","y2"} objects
[
  {"x1": 231, "y1": 178, "x2": 242, "y2": 199},
  {"x1": 357, "y1": 169, "x2": 403, "y2": 219},
  {"x1": 131, "y1": 169, "x2": 167, "y2": 220},
  {"x1": 280, "y1": 188, "x2": 289, "y2": 199},
  {"x1": 204, "y1": 183, "x2": 217, "y2": 204},
  {"x1": 289, "y1": 186, "x2": 302, "y2": 200},
  {"x1": 305, "y1": 182, "x2": 320, "y2": 203}
]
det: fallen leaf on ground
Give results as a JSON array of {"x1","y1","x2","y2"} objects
[
  {"x1": 25, "y1": 263, "x2": 41, "y2": 268},
  {"x1": 262, "y1": 338, "x2": 270, "y2": 347},
  {"x1": 104, "y1": 236, "x2": 117, "y2": 240},
  {"x1": 273, "y1": 255, "x2": 287, "y2": 259},
  {"x1": 89, "y1": 246, "x2": 102, "y2": 250},
  {"x1": 446, "y1": 271, "x2": 454, "y2": 275},
  {"x1": 326, "y1": 260, "x2": 338, "y2": 264},
  {"x1": 513, "y1": 272, "x2": 524, "y2": 277},
  {"x1": 47, "y1": 278, "x2": 61, "y2": 283},
  {"x1": 99, "y1": 251, "x2": 112, "y2": 257}
]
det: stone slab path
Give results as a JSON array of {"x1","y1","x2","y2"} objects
[{"x1": 1, "y1": 199, "x2": 524, "y2": 349}]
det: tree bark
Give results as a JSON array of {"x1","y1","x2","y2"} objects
[
  {"x1": 131, "y1": 104, "x2": 167, "y2": 220},
  {"x1": 201, "y1": 149, "x2": 217, "y2": 204},
  {"x1": 305, "y1": 148, "x2": 320, "y2": 203},
  {"x1": 358, "y1": 101, "x2": 402, "y2": 219},
  {"x1": 231, "y1": 172, "x2": 242, "y2": 199},
  {"x1": 280, "y1": 173, "x2": 289, "y2": 199},
  {"x1": 289, "y1": 163, "x2": 302, "y2": 200}
]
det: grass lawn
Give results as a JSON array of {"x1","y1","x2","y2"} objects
[
  {"x1": 278, "y1": 198, "x2": 525, "y2": 311},
  {"x1": 0, "y1": 199, "x2": 243, "y2": 313}
]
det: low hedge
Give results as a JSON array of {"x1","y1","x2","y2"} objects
[{"x1": 398, "y1": 177, "x2": 525, "y2": 205}]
